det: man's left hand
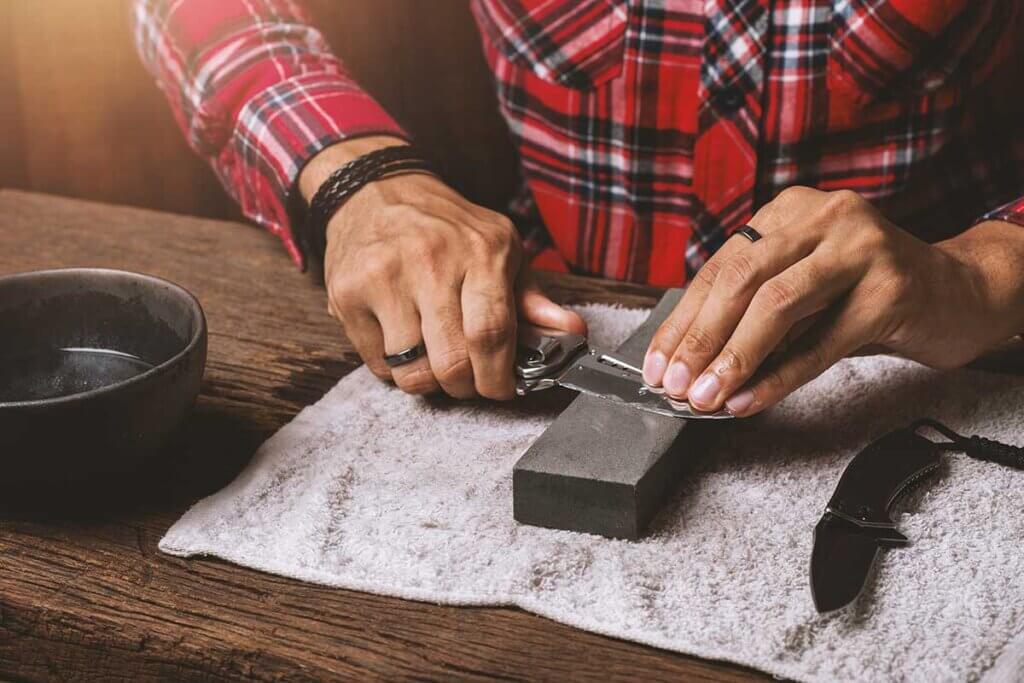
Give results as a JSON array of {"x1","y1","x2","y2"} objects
[{"x1": 642, "y1": 186, "x2": 1024, "y2": 416}]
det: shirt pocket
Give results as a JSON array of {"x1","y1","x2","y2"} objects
[
  {"x1": 473, "y1": 0, "x2": 630, "y2": 89},
  {"x1": 826, "y1": 0, "x2": 1009, "y2": 106}
]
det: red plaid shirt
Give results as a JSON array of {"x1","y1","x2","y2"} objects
[{"x1": 135, "y1": 0, "x2": 1024, "y2": 286}]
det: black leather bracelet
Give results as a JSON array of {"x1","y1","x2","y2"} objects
[{"x1": 303, "y1": 145, "x2": 438, "y2": 266}]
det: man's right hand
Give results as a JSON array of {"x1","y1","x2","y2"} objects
[{"x1": 300, "y1": 136, "x2": 587, "y2": 400}]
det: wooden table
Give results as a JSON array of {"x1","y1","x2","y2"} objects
[{"x1": 0, "y1": 190, "x2": 769, "y2": 681}]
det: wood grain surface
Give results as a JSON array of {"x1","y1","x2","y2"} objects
[{"x1": 0, "y1": 191, "x2": 768, "y2": 682}]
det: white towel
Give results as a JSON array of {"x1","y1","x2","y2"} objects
[{"x1": 161, "y1": 304, "x2": 1024, "y2": 682}]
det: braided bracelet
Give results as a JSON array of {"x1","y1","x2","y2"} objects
[{"x1": 303, "y1": 145, "x2": 438, "y2": 265}]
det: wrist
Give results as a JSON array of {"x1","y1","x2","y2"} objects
[
  {"x1": 304, "y1": 143, "x2": 437, "y2": 267},
  {"x1": 937, "y1": 220, "x2": 1024, "y2": 339},
  {"x1": 298, "y1": 135, "x2": 410, "y2": 202}
]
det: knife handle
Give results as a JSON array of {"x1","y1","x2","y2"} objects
[
  {"x1": 827, "y1": 428, "x2": 941, "y2": 529},
  {"x1": 515, "y1": 325, "x2": 587, "y2": 380}
]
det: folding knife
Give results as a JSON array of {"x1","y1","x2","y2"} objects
[
  {"x1": 809, "y1": 427, "x2": 942, "y2": 612},
  {"x1": 514, "y1": 325, "x2": 733, "y2": 420}
]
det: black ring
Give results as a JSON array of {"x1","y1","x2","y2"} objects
[
  {"x1": 735, "y1": 225, "x2": 763, "y2": 243},
  {"x1": 737, "y1": 224, "x2": 761, "y2": 242},
  {"x1": 383, "y1": 343, "x2": 427, "y2": 368}
]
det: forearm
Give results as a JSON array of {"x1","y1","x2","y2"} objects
[
  {"x1": 133, "y1": 0, "x2": 406, "y2": 267},
  {"x1": 937, "y1": 220, "x2": 1024, "y2": 341}
]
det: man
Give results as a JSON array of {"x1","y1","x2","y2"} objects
[{"x1": 135, "y1": 0, "x2": 1024, "y2": 416}]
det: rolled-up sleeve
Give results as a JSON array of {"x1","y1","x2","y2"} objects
[
  {"x1": 980, "y1": 197, "x2": 1024, "y2": 229},
  {"x1": 133, "y1": 0, "x2": 408, "y2": 267}
]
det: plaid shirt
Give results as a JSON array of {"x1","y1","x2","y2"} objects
[{"x1": 135, "y1": 0, "x2": 1024, "y2": 286}]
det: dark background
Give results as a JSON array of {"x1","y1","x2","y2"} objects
[{"x1": 0, "y1": 0, "x2": 518, "y2": 226}]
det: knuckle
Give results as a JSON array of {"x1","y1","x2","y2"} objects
[
  {"x1": 329, "y1": 276, "x2": 363, "y2": 311},
  {"x1": 716, "y1": 347, "x2": 749, "y2": 376},
  {"x1": 367, "y1": 363, "x2": 392, "y2": 382},
  {"x1": 650, "y1": 316, "x2": 688, "y2": 354},
  {"x1": 775, "y1": 185, "x2": 813, "y2": 207},
  {"x1": 817, "y1": 190, "x2": 863, "y2": 223},
  {"x1": 490, "y1": 214, "x2": 517, "y2": 239},
  {"x1": 753, "y1": 207, "x2": 780, "y2": 232},
  {"x1": 396, "y1": 367, "x2": 439, "y2": 395},
  {"x1": 476, "y1": 222, "x2": 518, "y2": 258},
  {"x1": 755, "y1": 278, "x2": 800, "y2": 317},
  {"x1": 360, "y1": 250, "x2": 399, "y2": 281},
  {"x1": 827, "y1": 189, "x2": 863, "y2": 212},
  {"x1": 464, "y1": 226, "x2": 490, "y2": 250},
  {"x1": 718, "y1": 253, "x2": 759, "y2": 296},
  {"x1": 466, "y1": 316, "x2": 513, "y2": 351},
  {"x1": 855, "y1": 222, "x2": 892, "y2": 252},
  {"x1": 434, "y1": 351, "x2": 473, "y2": 387},
  {"x1": 681, "y1": 326, "x2": 720, "y2": 356},
  {"x1": 693, "y1": 258, "x2": 723, "y2": 290},
  {"x1": 656, "y1": 315, "x2": 687, "y2": 340},
  {"x1": 410, "y1": 224, "x2": 450, "y2": 257}
]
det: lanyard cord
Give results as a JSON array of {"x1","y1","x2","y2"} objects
[{"x1": 912, "y1": 418, "x2": 1024, "y2": 470}]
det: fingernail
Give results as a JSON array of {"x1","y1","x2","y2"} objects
[
  {"x1": 642, "y1": 352, "x2": 668, "y2": 385},
  {"x1": 688, "y1": 373, "x2": 721, "y2": 407},
  {"x1": 724, "y1": 389, "x2": 755, "y2": 415},
  {"x1": 662, "y1": 363, "x2": 691, "y2": 396}
]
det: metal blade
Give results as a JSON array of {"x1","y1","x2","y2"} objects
[
  {"x1": 554, "y1": 348, "x2": 734, "y2": 420},
  {"x1": 810, "y1": 512, "x2": 881, "y2": 613}
]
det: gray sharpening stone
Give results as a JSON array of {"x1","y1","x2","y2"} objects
[{"x1": 513, "y1": 288, "x2": 689, "y2": 540}]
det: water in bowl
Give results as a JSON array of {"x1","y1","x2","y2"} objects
[{"x1": 0, "y1": 347, "x2": 155, "y2": 402}]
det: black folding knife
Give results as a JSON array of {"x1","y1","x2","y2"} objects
[{"x1": 810, "y1": 428, "x2": 942, "y2": 613}]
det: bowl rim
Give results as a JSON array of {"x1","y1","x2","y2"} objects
[{"x1": 0, "y1": 267, "x2": 207, "y2": 409}]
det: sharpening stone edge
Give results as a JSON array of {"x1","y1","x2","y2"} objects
[{"x1": 513, "y1": 289, "x2": 689, "y2": 540}]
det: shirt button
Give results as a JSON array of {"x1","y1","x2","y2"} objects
[{"x1": 716, "y1": 87, "x2": 743, "y2": 114}]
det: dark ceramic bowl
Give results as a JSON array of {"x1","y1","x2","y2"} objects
[{"x1": 0, "y1": 268, "x2": 207, "y2": 496}]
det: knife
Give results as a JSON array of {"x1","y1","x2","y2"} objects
[
  {"x1": 515, "y1": 324, "x2": 733, "y2": 420},
  {"x1": 809, "y1": 427, "x2": 942, "y2": 612}
]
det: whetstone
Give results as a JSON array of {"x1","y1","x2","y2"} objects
[{"x1": 513, "y1": 289, "x2": 689, "y2": 539}]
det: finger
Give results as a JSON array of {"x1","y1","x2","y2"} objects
[
  {"x1": 462, "y1": 269, "x2": 517, "y2": 400},
  {"x1": 686, "y1": 253, "x2": 861, "y2": 411},
  {"x1": 778, "y1": 313, "x2": 820, "y2": 352},
  {"x1": 659, "y1": 230, "x2": 818, "y2": 399},
  {"x1": 642, "y1": 236, "x2": 748, "y2": 386},
  {"x1": 419, "y1": 289, "x2": 477, "y2": 400},
  {"x1": 377, "y1": 297, "x2": 440, "y2": 395},
  {"x1": 336, "y1": 307, "x2": 392, "y2": 382},
  {"x1": 517, "y1": 270, "x2": 587, "y2": 335},
  {"x1": 724, "y1": 298, "x2": 875, "y2": 416}
]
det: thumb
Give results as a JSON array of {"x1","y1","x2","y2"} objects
[{"x1": 516, "y1": 270, "x2": 588, "y2": 335}]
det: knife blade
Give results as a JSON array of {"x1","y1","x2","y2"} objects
[
  {"x1": 515, "y1": 324, "x2": 733, "y2": 420},
  {"x1": 810, "y1": 427, "x2": 942, "y2": 613}
]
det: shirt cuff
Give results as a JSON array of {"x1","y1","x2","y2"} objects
[
  {"x1": 979, "y1": 196, "x2": 1024, "y2": 229},
  {"x1": 213, "y1": 72, "x2": 408, "y2": 268}
]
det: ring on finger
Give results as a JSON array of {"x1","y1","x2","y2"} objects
[
  {"x1": 733, "y1": 225, "x2": 763, "y2": 243},
  {"x1": 383, "y1": 342, "x2": 427, "y2": 367}
]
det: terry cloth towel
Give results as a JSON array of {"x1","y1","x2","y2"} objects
[{"x1": 161, "y1": 305, "x2": 1024, "y2": 683}]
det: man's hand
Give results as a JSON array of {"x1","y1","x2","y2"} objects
[
  {"x1": 300, "y1": 136, "x2": 586, "y2": 399},
  {"x1": 642, "y1": 186, "x2": 1024, "y2": 416}
]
